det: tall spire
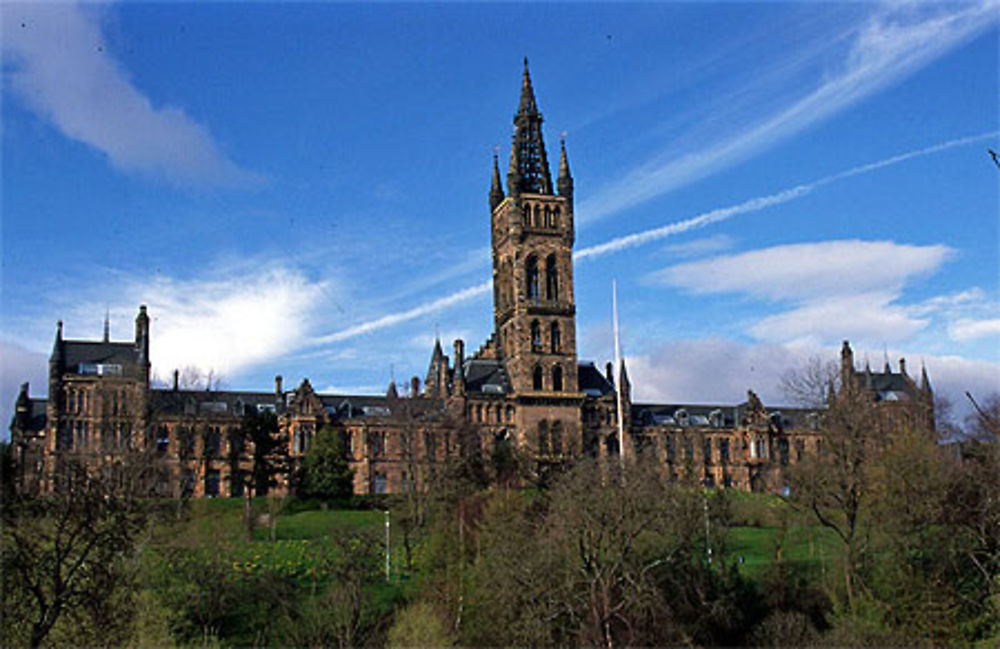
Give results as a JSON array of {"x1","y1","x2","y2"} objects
[
  {"x1": 557, "y1": 138, "x2": 573, "y2": 200},
  {"x1": 103, "y1": 308, "x2": 110, "y2": 342},
  {"x1": 489, "y1": 153, "x2": 505, "y2": 212},
  {"x1": 507, "y1": 57, "x2": 553, "y2": 196}
]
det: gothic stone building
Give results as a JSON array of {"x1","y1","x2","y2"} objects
[{"x1": 9, "y1": 63, "x2": 934, "y2": 498}]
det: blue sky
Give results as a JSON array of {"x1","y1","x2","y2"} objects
[{"x1": 3, "y1": 1, "x2": 999, "y2": 432}]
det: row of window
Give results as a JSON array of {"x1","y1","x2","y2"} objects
[
  {"x1": 470, "y1": 403, "x2": 515, "y2": 425},
  {"x1": 521, "y1": 202, "x2": 561, "y2": 229},
  {"x1": 64, "y1": 387, "x2": 133, "y2": 416},
  {"x1": 537, "y1": 420, "x2": 564, "y2": 456},
  {"x1": 530, "y1": 320, "x2": 562, "y2": 353},
  {"x1": 58, "y1": 420, "x2": 133, "y2": 451},
  {"x1": 532, "y1": 364, "x2": 564, "y2": 391}
]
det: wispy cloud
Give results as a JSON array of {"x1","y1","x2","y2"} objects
[
  {"x1": 2, "y1": 2, "x2": 260, "y2": 187},
  {"x1": 649, "y1": 240, "x2": 954, "y2": 345},
  {"x1": 574, "y1": 131, "x2": 995, "y2": 261},
  {"x1": 660, "y1": 235, "x2": 736, "y2": 260},
  {"x1": 311, "y1": 282, "x2": 490, "y2": 345},
  {"x1": 949, "y1": 318, "x2": 1000, "y2": 342},
  {"x1": 308, "y1": 133, "x2": 990, "y2": 345},
  {"x1": 578, "y1": 1, "x2": 999, "y2": 222}
]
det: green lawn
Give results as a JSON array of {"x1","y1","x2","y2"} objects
[{"x1": 726, "y1": 525, "x2": 841, "y2": 577}]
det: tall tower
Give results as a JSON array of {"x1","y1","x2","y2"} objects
[{"x1": 491, "y1": 59, "x2": 578, "y2": 396}]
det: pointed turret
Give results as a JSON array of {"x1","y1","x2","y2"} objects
[
  {"x1": 489, "y1": 153, "x2": 505, "y2": 212},
  {"x1": 135, "y1": 305, "x2": 150, "y2": 366},
  {"x1": 920, "y1": 363, "x2": 932, "y2": 394},
  {"x1": 386, "y1": 380, "x2": 399, "y2": 400},
  {"x1": 557, "y1": 138, "x2": 573, "y2": 201},
  {"x1": 507, "y1": 58, "x2": 553, "y2": 196},
  {"x1": 103, "y1": 309, "x2": 110, "y2": 342},
  {"x1": 840, "y1": 340, "x2": 854, "y2": 390},
  {"x1": 49, "y1": 321, "x2": 64, "y2": 367}
]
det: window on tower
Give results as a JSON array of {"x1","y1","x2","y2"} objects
[
  {"x1": 552, "y1": 365, "x2": 564, "y2": 392},
  {"x1": 533, "y1": 365, "x2": 543, "y2": 391},
  {"x1": 531, "y1": 320, "x2": 542, "y2": 352},
  {"x1": 526, "y1": 256, "x2": 540, "y2": 302},
  {"x1": 550, "y1": 322, "x2": 561, "y2": 352},
  {"x1": 545, "y1": 254, "x2": 559, "y2": 300}
]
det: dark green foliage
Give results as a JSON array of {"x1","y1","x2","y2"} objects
[
  {"x1": 238, "y1": 409, "x2": 286, "y2": 496},
  {"x1": 1, "y1": 460, "x2": 147, "y2": 648},
  {"x1": 299, "y1": 426, "x2": 354, "y2": 503}
]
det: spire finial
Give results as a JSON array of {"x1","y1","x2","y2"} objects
[
  {"x1": 509, "y1": 59, "x2": 552, "y2": 195},
  {"x1": 557, "y1": 134, "x2": 573, "y2": 199}
]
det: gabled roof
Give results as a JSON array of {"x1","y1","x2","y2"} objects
[
  {"x1": 61, "y1": 340, "x2": 142, "y2": 371},
  {"x1": 149, "y1": 389, "x2": 281, "y2": 417},
  {"x1": 578, "y1": 362, "x2": 613, "y2": 397}
]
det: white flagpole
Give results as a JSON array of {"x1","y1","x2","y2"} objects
[{"x1": 613, "y1": 280, "x2": 625, "y2": 471}]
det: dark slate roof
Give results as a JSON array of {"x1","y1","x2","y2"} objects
[
  {"x1": 854, "y1": 370, "x2": 918, "y2": 402},
  {"x1": 464, "y1": 359, "x2": 510, "y2": 395},
  {"x1": 14, "y1": 399, "x2": 48, "y2": 433},
  {"x1": 318, "y1": 394, "x2": 447, "y2": 421},
  {"x1": 149, "y1": 389, "x2": 281, "y2": 417},
  {"x1": 633, "y1": 403, "x2": 739, "y2": 428},
  {"x1": 632, "y1": 401, "x2": 821, "y2": 431},
  {"x1": 62, "y1": 340, "x2": 141, "y2": 371},
  {"x1": 578, "y1": 362, "x2": 614, "y2": 397}
]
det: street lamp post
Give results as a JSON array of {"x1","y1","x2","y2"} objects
[{"x1": 384, "y1": 509, "x2": 390, "y2": 582}]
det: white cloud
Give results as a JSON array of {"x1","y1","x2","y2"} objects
[
  {"x1": 627, "y1": 338, "x2": 1000, "y2": 423},
  {"x1": 661, "y1": 234, "x2": 736, "y2": 259},
  {"x1": 949, "y1": 318, "x2": 1000, "y2": 342},
  {"x1": 578, "y1": 1, "x2": 999, "y2": 222},
  {"x1": 2, "y1": 2, "x2": 259, "y2": 187},
  {"x1": 652, "y1": 240, "x2": 952, "y2": 301},
  {"x1": 51, "y1": 265, "x2": 331, "y2": 383},
  {"x1": 649, "y1": 240, "x2": 953, "y2": 345}
]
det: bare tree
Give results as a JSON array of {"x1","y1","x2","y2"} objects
[{"x1": 1, "y1": 458, "x2": 149, "y2": 648}]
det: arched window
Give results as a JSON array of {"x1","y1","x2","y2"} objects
[
  {"x1": 552, "y1": 207, "x2": 560, "y2": 228},
  {"x1": 495, "y1": 404, "x2": 502, "y2": 423},
  {"x1": 531, "y1": 320, "x2": 542, "y2": 352},
  {"x1": 544, "y1": 205, "x2": 552, "y2": 227},
  {"x1": 533, "y1": 204, "x2": 541, "y2": 227},
  {"x1": 550, "y1": 322, "x2": 561, "y2": 353},
  {"x1": 533, "y1": 365, "x2": 543, "y2": 391},
  {"x1": 522, "y1": 204, "x2": 530, "y2": 226},
  {"x1": 552, "y1": 365, "x2": 564, "y2": 392},
  {"x1": 545, "y1": 254, "x2": 559, "y2": 300},
  {"x1": 552, "y1": 421, "x2": 563, "y2": 455},
  {"x1": 526, "y1": 256, "x2": 540, "y2": 302},
  {"x1": 538, "y1": 420, "x2": 550, "y2": 455}
]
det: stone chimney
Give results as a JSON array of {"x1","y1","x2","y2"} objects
[
  {"x1": 275, "y1": 375, "x2": 283, "y2": 396},
  {"x1": 411, "y1": 376, "x2": 420, "y2": 398}
]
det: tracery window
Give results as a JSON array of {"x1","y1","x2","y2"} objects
[
  {"x1": 552, "y1": 365, "x2": 563, "y2": 392},
  {"x1": 526, "y1": 256, "x2": 540, "y2": 301},
  {"x1": 531, "y1": 320, "x2": 542, "y2": 352},
  {"x1": 545, "y1": 254, "x2": 559, "y2": 300}
]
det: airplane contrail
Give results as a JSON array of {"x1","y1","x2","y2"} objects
[
  {"x1": 314, "y1": 131, "x2": 998, "y2": 344},
  {"x1": 574, "y1": 131, "x2": 997, "y2": 261}
]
